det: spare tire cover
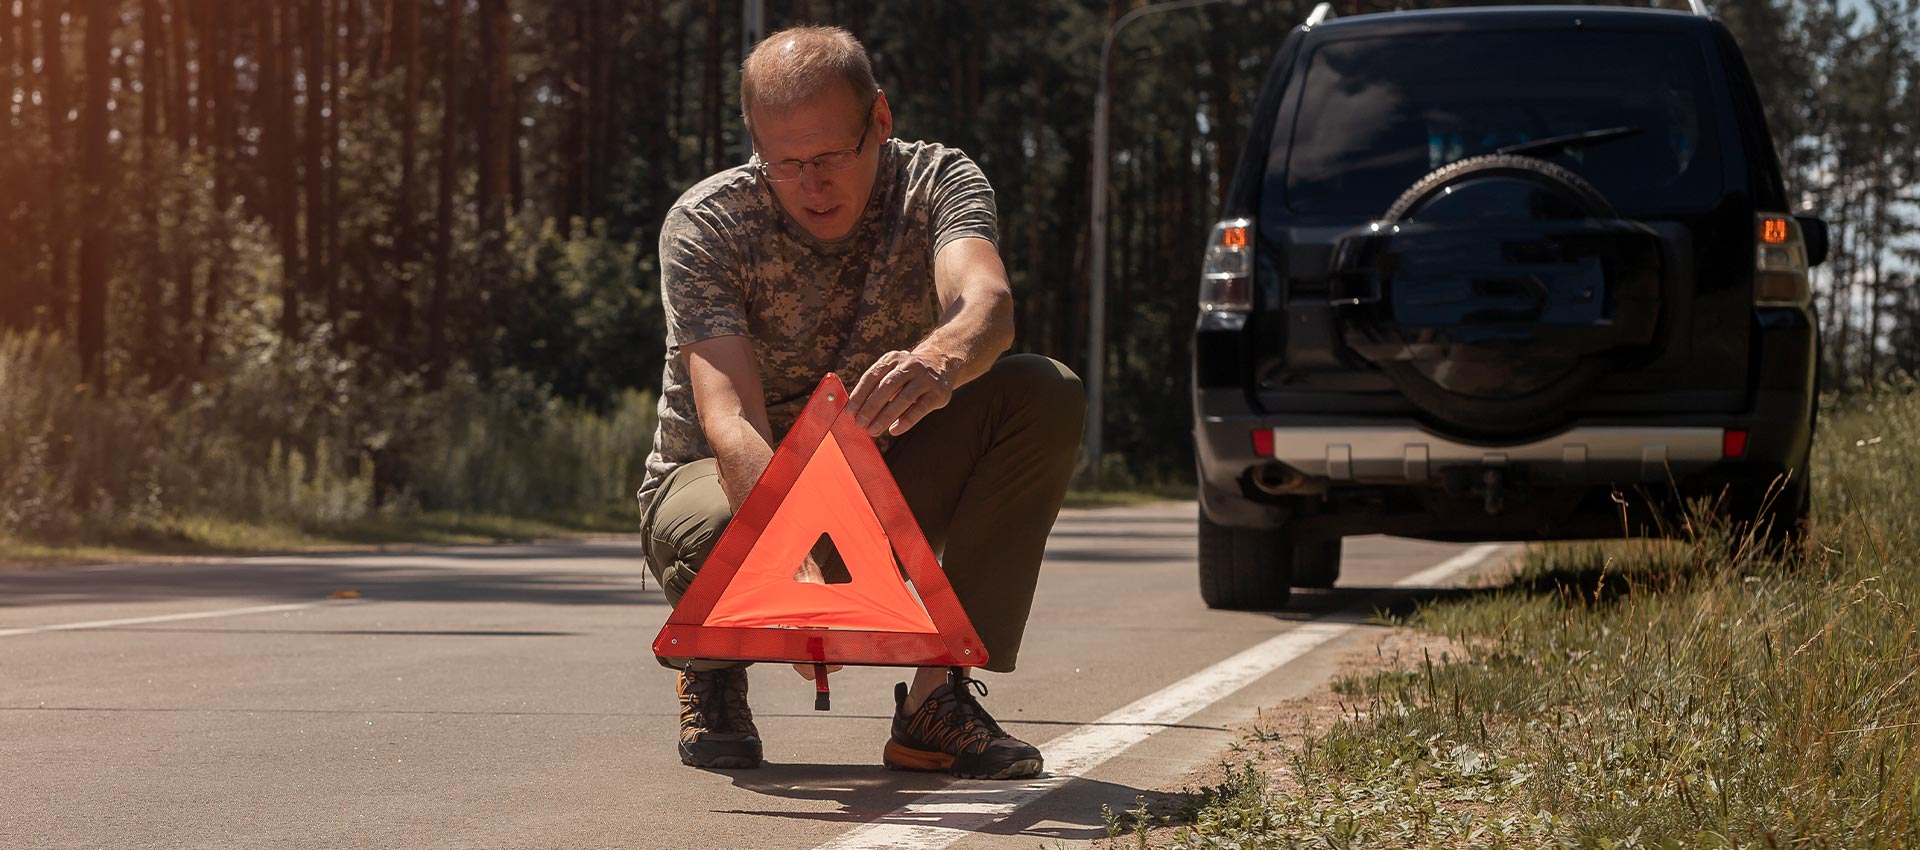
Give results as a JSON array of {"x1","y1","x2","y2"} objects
[{"x1": 1329, "y1": 154, "x2": 1662, "y2": 435}]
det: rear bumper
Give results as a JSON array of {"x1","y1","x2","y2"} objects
[
  {"x1": 1193, "y1": 387, "x2": 1814, "y2": 537},
  {"x1": 1263, "y1": 425, "x2": 1725, "y2": 485}
]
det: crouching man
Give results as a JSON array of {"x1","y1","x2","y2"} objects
[{"x1": 634, "y1": 25, "x2": 1084, "y2": 779}]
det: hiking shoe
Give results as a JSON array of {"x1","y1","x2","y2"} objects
[
  {"x1": 883, "y1": 669, "x2": 1042, "y2": 780},
  {"x1": 677, "y1": 666, "x2": 762, "y2": 769}
]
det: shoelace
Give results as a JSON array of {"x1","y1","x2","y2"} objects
[
  {"x1": 920, "y1": 674, "x2": 1009, "y2": 753},
  {"x1": 953, "y1": 677, "x2": 1006, "y2": 732},
  {"x1": 723, "y1": 669, "x2": 755, "y2": 731},
  {"x1": 680, "y1": 671, "x2": 732, "y2": 732}
]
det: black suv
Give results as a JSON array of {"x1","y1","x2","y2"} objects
[{"x1": 1191, "y1": 2, "x2": 1828, "y2": 609}]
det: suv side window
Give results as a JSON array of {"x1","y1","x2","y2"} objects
[{"x1": 1278, "y1": 29, "x2": 1725, "y2": 217}]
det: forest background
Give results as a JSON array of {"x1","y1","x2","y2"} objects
[{"x1": 0, "y1": 0, "x2": 1915, "y2": 550}]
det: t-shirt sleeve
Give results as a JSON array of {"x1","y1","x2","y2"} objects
[
  {"x1": 928, "y1": 151, "x2": 999, "y2": 255},
  {"x1": 658, "y1": 204, "x2": 749, "y2": 351}
]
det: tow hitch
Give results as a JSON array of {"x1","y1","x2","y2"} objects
[
  {"x1": 1443, "y1": 465, "x2": 1529, "y2": 516},
  {"x1": 1482, "y1": 467, "x2": 1507, "y2": 516}
]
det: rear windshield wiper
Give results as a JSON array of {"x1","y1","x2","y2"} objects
[{"x1": 1497, "y1": 125, "x2": 1644, "y2": 158}]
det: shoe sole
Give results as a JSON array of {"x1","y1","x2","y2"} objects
[
  {"x1": 680, "y1": 742, "x2": 763, "y2": 770},
  {"x1": 882, "y1": 740, "x2": 1043, "y2": 780}
]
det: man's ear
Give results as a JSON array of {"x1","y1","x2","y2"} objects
[{"x1": 873, "y1": 90, "x2": 894, "y2": 141}]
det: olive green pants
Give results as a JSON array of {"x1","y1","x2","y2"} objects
[{"x1": 642, "y1": 354, "x2": 1085, "y2": 673}]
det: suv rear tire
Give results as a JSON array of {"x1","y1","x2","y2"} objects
[
  {"x1": 1292, "y1": 539, "x2": 1344, "y2": 588},
  {"x1": 1198, "y1": 514, "x2": 1297, "y2": 609}
]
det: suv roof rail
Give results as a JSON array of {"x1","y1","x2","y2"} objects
[{"x1": 1303, "y1": 1, "x2": 1710, "y2": 26}]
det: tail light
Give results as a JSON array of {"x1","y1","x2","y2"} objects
[
  {"x1": 1200, "y1": 217, "x2": 1254, "y2": 313},
  {"x1": 1723, "y1": 428, "x2": 1748, "y2": 459},
  {"x1": 1754, "y1": 213, "x2": 1811, "y2": 307}
]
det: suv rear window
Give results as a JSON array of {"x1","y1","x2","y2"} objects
[{"x1": 1281, "y1": 29, "x2": 1724, "y2": 217}]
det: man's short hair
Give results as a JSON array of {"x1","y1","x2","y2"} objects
[{"x1": 739, "y1": 25, "x2": 877, "y2": 128}]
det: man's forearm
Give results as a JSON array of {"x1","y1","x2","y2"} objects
[
  {"x1": 913, "y1": 284, "x2": 1014, "y2": 390},
  {"x1": 706, "y1": 414, "x2": 775, "y2": 513}
]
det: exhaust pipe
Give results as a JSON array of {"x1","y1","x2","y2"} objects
[{"x1": 1250, "y1": 462, "x2": 1306, "y2": 495}]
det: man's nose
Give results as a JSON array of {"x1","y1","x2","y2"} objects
[{"x1": 800, "y1": 167, "x2": 831, "y2": 196}]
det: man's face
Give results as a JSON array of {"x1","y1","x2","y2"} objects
[{"x1": 749, "y1": 87, "x2": 892, "y2": 242}]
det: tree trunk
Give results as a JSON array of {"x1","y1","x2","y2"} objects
[
  {"x1": 325, "y1": 0, "x2": 343, "y2": 325},
  {"x1": 342, "y1": 0, "x2": 361, "y2": 77},
  {"x1": 471, "y1": 0, "x2": 511, "y2": 375},
  {"x1": 140, "y1": 0, "x2": 165, "y2": 379},
  {"x1": 77, "y1": 0, "x2": 114, "y2": 388},
  {"x1": 303, "y1": 0, "x2": 327, "y2": 326},
  {"x1": 477, "y1": 0, "x2": 511, "y2": 233},
  {"x1": 164, "y1": 0, "x2": 187, "y2": 147},
  {"x1": 161, "y1": 0, "x2": 193, "y2": 372},
  {"x1": 427, "y1": 0, "x2": 464, "y2": 388},
  {"x1": 1024, "y1": 94, "x2": 1049, "y2": 355},
  {"x1": 264, "y1": 0, "x2": 301, "y2": 340},
  {"x1": 392, "y1": 0, "x2": 420, "y2": 341},
  {"x1": 0, "y1": 0, "x2": 13, "y2": 149},
  {"x1": 635, "y1": 0, "x2": 668, "y2": 219},
  {"x1": 191, "y1": 0, "x2": 212, "y2": 147},
  {"x1": 668, "y1": 7, "x2": 683, "y2": 164},
  {"x1": 508, "y1": 67, "x2": 524, "y2": 216},
  {"x1": 701, "y1": 0, "x2": 720, "y2": 172},
  {"x1": 591, "y1": 0, "x2": 617, "y2": 221},
  {"x1": 41, "y1": 0, "x2": 71, "y2": 338},
  {"x1": 12, "y1": 0, "x2": 29, "y2": 96},
  {"x1": 200, "y1": 0, "x2": 232, "y2": 367},
  {"x1": 555, "y1": 0, "x2": 582, "y2": 233},
  {"x1": 374, "y1": 0, "x2": 395, "y2": 77},
  {"x1": 1205, "y1": 10, "x2": 1240, "y2": 212}
]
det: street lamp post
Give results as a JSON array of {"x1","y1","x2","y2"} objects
[{"x1": 1086, "y1": 0, "x2": 1240, "y2": 487}]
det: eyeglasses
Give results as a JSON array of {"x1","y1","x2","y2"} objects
[{"x1": 753, "y1": 101, "x2": 877, "y2": 183}]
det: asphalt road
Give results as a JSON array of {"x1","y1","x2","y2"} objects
[{"x1": 1, "y1": 503, "x2": 1506, "y2": 850}]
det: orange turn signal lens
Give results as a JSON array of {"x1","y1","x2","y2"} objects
[
  {"x1": 1222, "y1": 225, "x2": 1248, "y2": 249},
  {"x1": 1761, "y1": 217, "x2": 1789, "y2": 244}
]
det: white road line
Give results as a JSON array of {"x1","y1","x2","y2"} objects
[
  {"x1": 812, "y1": 543, "x2": 1504, "y2": 850},
  {"x1": 0, "y1": 600, "x2": 359, "y2": 638},
  {"x1": 1397, "y1": 544, "x2": 1506, "y2": 589}
]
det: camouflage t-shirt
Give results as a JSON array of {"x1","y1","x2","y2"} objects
[{"x1": 635, "y1": 138, "x2": 999, "y2": 517}]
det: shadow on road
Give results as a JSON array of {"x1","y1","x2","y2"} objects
[
  {"x1": 59, "y1": 626, "x2": 581, "y2": 637},
  {"x1": 714, "y1": 762, "x2": 1141, "y2": 841},
  {"x1": 1040, "y1": 545, "x2": 1190, "y2": 563},
  {"x1": 1044, "y1": 527, "x2": 1195, "y2": 541},
  {"x1": 752, "y1": 712, "x2": 1225, "y2": 733},
  {"x1": 1245, "y1": 584, "x2": 1492, "y2": 625},
  {"x1": 1053, "y1": 514, "x2": 1192, "y2": 526},
  {"x1": 0, "y1": 555, "x2": 660, "y2": 610}
]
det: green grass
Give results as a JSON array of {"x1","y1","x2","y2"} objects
[
  {"x1": 1127, "y1": 384, "x2": 1920, "y2": 849},
  {"x1": 1063, "y1": 484, "x2": 1194, "y2": 509},
  {"x1": 0, "y1": 510, "x2": 637, "y2": 565}
]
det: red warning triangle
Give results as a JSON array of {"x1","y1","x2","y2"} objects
[{"x1": 652, "y1": 373, "x2": 988, "y2": 668}]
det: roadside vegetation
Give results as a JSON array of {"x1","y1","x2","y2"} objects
[
  {"x1": 1110, "y1": 382, "x2": 1920, "y2": 849},
  {"x1": 0, "y1": 332, "x2": 652, "y2": 563}
]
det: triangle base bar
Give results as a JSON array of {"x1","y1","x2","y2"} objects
[{"x1": 655, "y1": 624, "x2": 984, "y2": 668}]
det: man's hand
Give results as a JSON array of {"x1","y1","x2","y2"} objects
[{"x1": 849, "y1": 350, "x2": 955, "y2": 437}]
